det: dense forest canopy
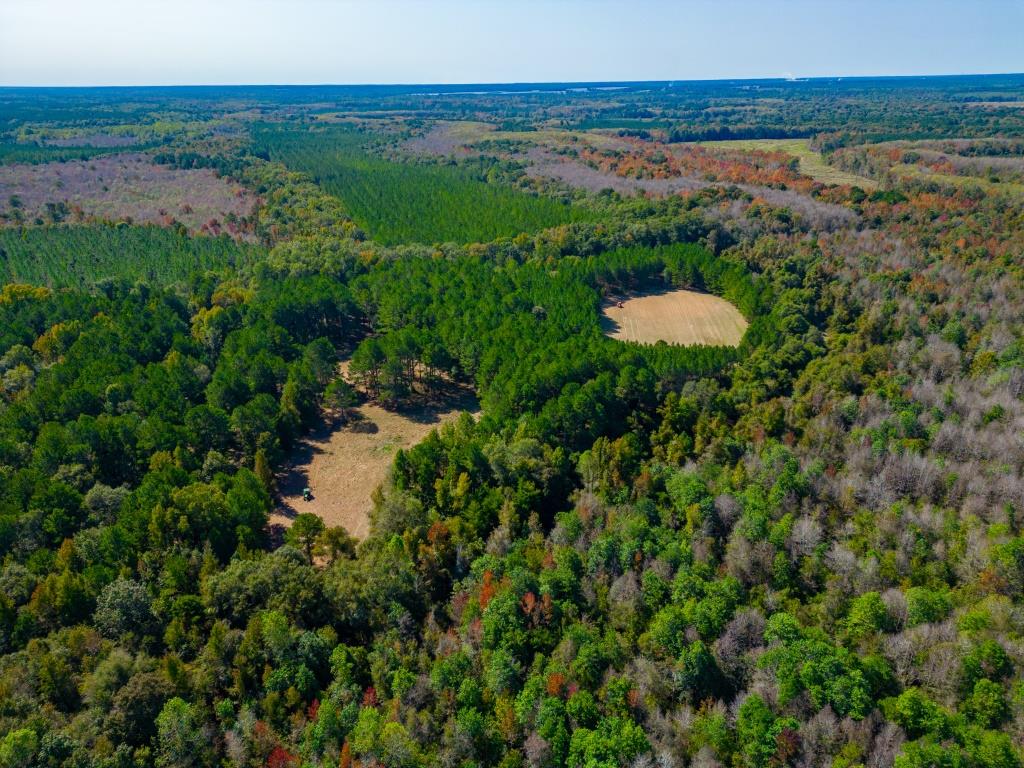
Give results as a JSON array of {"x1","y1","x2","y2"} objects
[
  {"x1": 0, "y1": 75, "x2": 1023, "y2": 768},
  {"x1": 0, "y1": 226, "x2": 264, "y2": 288},
  {"x1": 251, "y1": 124, "x2": 589, "y2": 245}
]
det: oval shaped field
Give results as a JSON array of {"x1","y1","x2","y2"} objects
[{"x1": 601, "y1": 288, "x2": 748, "y2": 347}]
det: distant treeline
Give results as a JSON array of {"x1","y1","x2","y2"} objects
[
  {"x1": 667, "y1": 126, "x2": 816, "y2": 143},
  {"x1": 0, "y1": 140, "x2": 141, "y2": 166}
]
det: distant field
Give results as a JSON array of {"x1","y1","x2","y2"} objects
[
  {"x1": 601, "y1": 288, "x2": 748, "y2": 347},
  {"x1": 0, "y1": 224, "x2": 264, "y2": 288},
  {"x1": 571, "y1": 118, "x2": 676, "y2": 131},
  {"x1": 697, "y1": 138, "x2": 878, "y2": 188},
  {"x1": 0, "y1": 153, "x2": 256, "y2": 234},
  {"x1": 404, "y1": 120, "x2": 629, "y2": 156},
  {"x1": 255, "y1": 124, "x2": 589, "y2": 245}
]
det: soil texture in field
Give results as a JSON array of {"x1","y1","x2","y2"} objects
[{"x1": 601, "y1": 288, "x2": 747, "y2": 347}]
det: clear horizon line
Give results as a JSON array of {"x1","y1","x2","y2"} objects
[{"x1": 3, "y1": 70, "x2": 1023, "y2": 90}]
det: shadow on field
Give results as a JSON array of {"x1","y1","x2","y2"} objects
[
  {"x1": 272, "y1": 411, "x2": 367, "y2": 525},
  {"x1": 394, "y1": 385, "x2": 479, "y2": 425},
  {"x1": 269, "y1": 381, "x2": 480, "y2": 541}
]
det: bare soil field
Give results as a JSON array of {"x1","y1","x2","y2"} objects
[
  {"x1": 270, "y1": 386, "x2": 478, "y2": 540},
  {"x1": 602, "y1": 288, "x2": 748, "y2": 347},
  {"x1": 0, "y1": 153, "x2": 256, "y2": 235}
]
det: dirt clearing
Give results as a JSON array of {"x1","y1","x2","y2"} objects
[
  {"x1": 271, "y1": 386, "x2": 478, "y2": 540},
  {"x1": 602, "y1": 288, "x2": 748, "y2": 347}
]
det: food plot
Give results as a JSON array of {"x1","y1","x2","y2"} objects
[{"x1": 602, "y1": 288, "x2": 748, "y2": 347}]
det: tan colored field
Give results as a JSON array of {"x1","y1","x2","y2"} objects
[
  {"x1": 270, "y1": 387, "x2": 477, "y2": 540},
  {"x1": 602, "y1": 288, "x2": 748, "y2": 347}
]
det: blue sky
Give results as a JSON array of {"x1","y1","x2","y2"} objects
[{"x1": 1, "y1": 0, "x2": 1021, "y2": 86}]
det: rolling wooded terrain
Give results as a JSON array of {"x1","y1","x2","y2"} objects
[{"x1": 0, "y1": 76, "x2": 1023, "y2": 768}]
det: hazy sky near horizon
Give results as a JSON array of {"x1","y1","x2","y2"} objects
[{"x1": 1, "y1": 0, "x2": 1021, "y2": 87}]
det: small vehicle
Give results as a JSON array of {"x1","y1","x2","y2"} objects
[
  {"x1": 302, "y1": 487, "x2": 312, "y2": 502},
  {"x1": 616, "y1": 301, "x2": 624, "y2": 309}
]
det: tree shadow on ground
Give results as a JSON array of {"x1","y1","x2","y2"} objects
[
  {"x1": 391, "y1": 384, "x2": 479, "y2": 425},
  {"x1": 274, "y1": 411, "x2": 356, "y2": 523},
  {"x1": 270, "y1": 380, "x2": 480, "y2": 538}
]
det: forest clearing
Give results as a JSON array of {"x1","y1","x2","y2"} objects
[
  {"x1": 5, "y1": 60, "x2": 1024, "y2": 768},
  {"x1": 601, "y1": 287, "x2": 748, "y2": 346},
  {"x1": 0, "y1": 152, "x2": 256, "y2": 232},
  {"x1": 271, "y1": 387, "x2": 478, "y2": 539}
]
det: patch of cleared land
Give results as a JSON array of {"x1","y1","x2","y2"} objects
[
  {"x1": 403, "y1": 120, "x2": 629, "y2": 157},
  {"x1": 403, "y1": 121, "x2": 498, "y2": 155},
  {"x1": 271, "y1": 385, "x2": 478, "y2": 540},
  {"x1": 0, "y1": 153, "x2": 256, "y2": 234},
  {"x1": 904, "y1": 148, "x2": 1024, "y2": 175},
  {"x1": 602, "y1": 288, "x2": 748, "y2": 347},
  {"x1": 526, "y1": 147, "x2": 706, "y2": 195},
  {"x1": 696, "y1": 138, "x2": 878, "y2": 188}
]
